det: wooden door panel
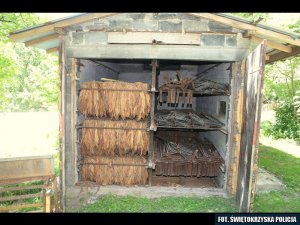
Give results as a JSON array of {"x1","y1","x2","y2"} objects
[{"x1": 236, "y1": 40, "x2": 267, "y2": 212}]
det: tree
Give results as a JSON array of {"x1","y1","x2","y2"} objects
[
  {"x1": 294, "y1": 90, "x2": 300, "y2": 120},
  {"x1": 0, "y1": 13, "x2": 40, "y2": 42},
  {"x1": 232, "y1": 13, "x2": 300, "y2": 139},
  {"x1": 264, "y1": 19, "x2": 300, "y2": 116},
  {"x1": 232, "y1": 13, "x2": 269, "y2": 23},
  {"x1": 262, "y1": 19, "x2": 300, "y2": 140},
  {"x1": 0, "y1": 13, "x2": 59, "y2": 112}
]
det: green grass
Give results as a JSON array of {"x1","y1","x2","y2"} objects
[
  {"x1": 253, "y1": 190, "x2": 300, "y2": 212},
  {"x1": 0, "y1": 181, "x2": 44, "y2": 212},
  {"x1": 253, "y1": 144, "x2": 300, "y2": 212},
  {"x1": 79, "y1": 195, "x2": 237, "y2": 212},
  {"x1": 257, "y1": 145, "x2": 300, "y2": 192}
]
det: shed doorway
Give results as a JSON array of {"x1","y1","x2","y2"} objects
[{"x1": 73, "y1": 58, "x2": 232, "y2": 190}]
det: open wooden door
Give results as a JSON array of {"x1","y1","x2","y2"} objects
[{"x1": 236, "y1": 40, "x2": 267, "y2": 212}]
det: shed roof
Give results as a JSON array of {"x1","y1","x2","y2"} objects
[{"x1": 9, "y1": 13, "x2": 300, "y2": 64}]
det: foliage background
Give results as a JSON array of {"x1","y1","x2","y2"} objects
[
  {"x1": 234, "y1": 13, "x2": 300, "y2": 140},
  {"x1": 0, "y1": 13, "x2": 59, "y2": 112}
]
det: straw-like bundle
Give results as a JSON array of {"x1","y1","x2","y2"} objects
[
  {"x1": 80, "y1": 119, "x2": 149, "y2": 156},
  {"x1": 81, "y1": 156, "x2": 148, "y2": 185},
  {"x1": 78, "y1": 81, "x2": 151, "y2": 120}
]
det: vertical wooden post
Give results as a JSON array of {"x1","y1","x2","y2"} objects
[
  {"x1": 226, "y1": 62, "x2": 245, "y2": 194},
  {"x1": 52, "y1": 176, "x2": 59, "y2": 212},
  {"x1": 59, "y1": 34, "x2": 66, "y2": 212},
  {"x1": 148, "y1": 59, "x2": 158, "y2": 186},
  {"x1": 45, "y1": 188, "x2": 51, "y2": 213},
  {"x1": 75, "y1": 60, "x2": 81, "y2": 183},
  {"x1": 43, "y1": 188, "x2": 46, "y2": 212},
  {"x1": 151, "y1": 59, "x2": 157, "y2": 128},
  {"x1": 70, "y1": 58, "x2": 76, "y2": 185}
]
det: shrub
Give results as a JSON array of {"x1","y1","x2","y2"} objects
[
  {"x1": 293, "y1": 90, "x2": 300, "y2": 121},
  {"x1": 260, "y1": 121, "x2": 274, "y2": 137},
  {"x1": 261, "y1": 101, "x2": 300, "y2": 140}
]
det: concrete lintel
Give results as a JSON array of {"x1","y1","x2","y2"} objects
[{"x1": 66, "y1": 44, "x2": 249, "y2": 62}]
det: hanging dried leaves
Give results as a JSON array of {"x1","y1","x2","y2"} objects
[
  {"x1": 80, "y1": 119, "x2": 149, "y2": 156},
  {"x1": 81, "y1": 156, "x2": 148, "y2": 185},
  {"x1": 78, "y1": 81, "x2": 151, "y2": 120}
]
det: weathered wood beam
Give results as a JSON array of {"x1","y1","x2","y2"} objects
[
  {"x1": 46, "y1": 47, "x2": 58, "y2": 54},
  {"x1": 10, "y1": 13, "x2": 117, "y2": 41},
  {"x1": 250, "y1": 35, "x2": 292, "y2": 53},
  {"x1": 25, "y1": 33, "x2": 59, "y2": 47},
  {"x1": 267, "y1": 46, "x2": 300, "y2": 64},
  {"x1": 189, "y1": 13, "x2": 300, "y2": 47},
  {"x1": 108, "y1": 32, "x2": 200, "y2": 45},
  {"x1": 66, "y1": 44, "x2": 249, "y2": 61}
]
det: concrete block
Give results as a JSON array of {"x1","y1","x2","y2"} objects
[
  {"x1": 109, "y1": 13, "x2": 128, "y2": 20},
  {"x1": 67, "y1": 25, "x2": 83, "y2": 32},
  {"x1": 72, "y1": 32, "x2": 84, "y2": 44},
  {"x1": 70, "y1": 21, "x2": 95, "y2": 32},
  {"x1": 178, "y1": 14, "x2": 202, "y2": 21},
  {"x1": 201, "y1": 34, "x2": 225, "y2": 47},
  {"x1": 226, "y1": 35, "x2": 237, "y2": 47},
  {"x1": 153, "y1": 13, "x2": 179, "y2": 20},
  {"x1": 183, "y1": 20, "x2": 208, "y2": 32},
  {"x1": 64, "y1": 33, "x2": 72, "y2": 47},
  {"x1": 88, "y1": 20, "x2": 109, "y2": 30},
  {"x1": 132, "y1": 19, "x2": 158, "y2": 31},
  {"x1": 127, "y1": 13, "x2": 153, "y2": 20},
  {"x1": 208, "y1": 21, "x2": 233, "y2": 32},
  {"x1": 84, "y1": 32, "x2": 107, "y2": 44},
  {"x1": 237, "y1": 33, "x2": 251, "y2": 48},
  {"x1": 108, "y1": 19, "x2": 133, "y2": 30},
  {"x1": 159, "y1": 20, "x2": 182, "y2": 32},
  {"x1": 95, "y1": 19, "x2": 109, "y2": 25}
]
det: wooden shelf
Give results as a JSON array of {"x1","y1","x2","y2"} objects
[
  {"x1": 157, "y1": 126, "x2": 228, "y2": 134},
  {"x1": 154, "y1": 90, "x2": 230, "y2": 96}
]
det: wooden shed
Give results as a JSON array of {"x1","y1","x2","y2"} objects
[{"x1": 10, "y1": 13, "x2": 300, "y2": 212}]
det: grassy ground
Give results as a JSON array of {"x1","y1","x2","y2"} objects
[
  {"x1": 79, "y1": 195, "x2": 237, "y2": 212},
  {"x1": 0, "y1": 181, "x2": 44, "y2": 212},
  {"x1": 79, "y1": 144, "x2": 300, "y2": 212},
  {"x1": 253, "y1": 145, "x2": 300, "y2": 212}
]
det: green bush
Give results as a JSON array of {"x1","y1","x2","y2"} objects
[
  {"x1": 293, "y1": 90, "x2": 300, "y2": 120},
  {"x1": 261, "y1": 101, "x2": 300, "y2": 140},
  {"x1": 260, "y1": 121, "x2": 274, "y2": 137}
]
